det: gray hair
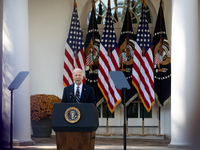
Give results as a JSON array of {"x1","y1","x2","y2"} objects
[{"x1": 72, "y1": 68, "x2": 83, "y2": 75}]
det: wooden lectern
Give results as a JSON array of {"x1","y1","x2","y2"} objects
[{"x1": 51, "y1": 103, "x2": 99, "y2": 150}]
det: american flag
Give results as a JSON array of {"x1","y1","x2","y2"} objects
[
  {"x1": 63, "y1": 1, "x2": 85, "y2": 87},
  {"x1": 98, "y1": 0, "x2": 121, "y2": 113},
  {"x1": 132, "y1": 3, "x2": 155, "y2": 112}
]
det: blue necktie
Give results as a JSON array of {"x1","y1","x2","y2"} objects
[{"x1": 76, "y1": 86, "x2": 80, "y2": 103}]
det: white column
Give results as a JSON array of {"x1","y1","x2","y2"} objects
[
  {"x1": 170, "y1": 0, "x2": 200, "y2": 148},
  {"x1": 2, "y1": 0, "x2": 33, "y2": 144}
]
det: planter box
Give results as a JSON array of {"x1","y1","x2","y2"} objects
[{"x1": 31, "y1": 119, "x2": 52, "y2": 137}]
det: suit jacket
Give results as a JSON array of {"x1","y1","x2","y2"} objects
[{"x1": 61, "y1": 83, "x2": 96, "y2": 106}]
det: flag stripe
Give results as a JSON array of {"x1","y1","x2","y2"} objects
[
  {"x1": 98, "y1": 73, "x2": 109, "y2": 100},
  {"x1": 65, "y1": 44, "x2": 74, "y2": 66},
  {"x1": 133, "y1": 55, "x2": 151, "y2": 105},
  {"x1": 111, "y1": 47, "x2": 120, "y2": 70},
  {"x1": 63, "y1": 63, "x2": 73, "y2": 83},
  {"x1": 63, "y1": 46, "x2": 74, "y2": 86},
  {"x1": 133, "y1": 44, "x2": 154, "y2": 107},
  {"x1": 98, "y1": 46, "x2": 121, "y2": 102}
]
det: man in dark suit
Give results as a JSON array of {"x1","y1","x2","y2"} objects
[{"x1": 62, "y1": 68, "x2": 96, "y2": 106}]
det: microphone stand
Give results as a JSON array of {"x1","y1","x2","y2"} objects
[
  {"x1": 73, "y1": 96, "x2": 76, "y2": 103},
  {"x1": 69, "y1": 92, "x2": 75, "y2": 103},
  {"x1": 69, "y1": 91, "x2": 79, "y2": 103}
]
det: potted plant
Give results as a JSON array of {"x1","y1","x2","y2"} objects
[{"x1": 30, "y1": 94, "x2": 61, "y2": 137}]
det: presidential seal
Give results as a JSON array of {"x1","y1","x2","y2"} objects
[{"x1": 65, "y1": 107, "x2": 81, "y2": 123}]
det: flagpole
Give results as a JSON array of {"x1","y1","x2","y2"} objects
[
  {"x1": 141, "y1": 0, "x2": 145, "y2": 136},
  {"x1": 90, "y1": 0, "x2": 95, "y2": 72},
  {"x1": 126, "y1": 0, "x2": 130, "y2": 136},
  {"x1": 107, "y1": 0, "x2": 111, "y2": 59},
  {"x1": 142, "y1": 104, "x2": 145, "y2": 135},
  {"x1": 159, "y1": 0, "x2": 163, "y2": 57},
  {"x1": 74, "y1": 0, "x2": 78, "y2": 60},
  {"x1": 142, "y1": 0, "x2": 146, "y2": 56},
  {"x1": 92, "y1": 0, "x2": 95, "y2": 45},
  {"x1": 106, "y1": 107, "x2": 109, "y2": 135},
  {"x1": 106, "y1": 0, "x2": 111, "y2": 136},
  {"x1": 127, "y1": 0, "x2": 130, "y2": 44},
  {"x1": 159, "y1": 107, "x2": 161, "y2": 135},
  {"x1": 158, "y1": 0, "x2": 163, "y2": 136}
]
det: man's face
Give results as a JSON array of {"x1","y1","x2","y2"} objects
[{"x1": 73, "y1": 70, "x2": 83, "y2": 86}]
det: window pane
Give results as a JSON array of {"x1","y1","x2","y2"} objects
[
  {"x1": 127, "y1": 103, "x2": 138, "y2": 118},
  {"x1": 115, "y1": 0, "x2": 125, "y2": 7},
  {"x1": 129, "y1": 0, "x2": 138, "y2": 10},
  {"x1": 130, "y1": 0, "x2": 138, "y2": 23},
  {"x1": 111, "y1": 8, "x2": 119, "y2": 23},
  {"x1": 120, "y1": 8, "x2": 127, "y2": 22},
  {"x1": 118, "y1": 8, "x2": 124, "y2": 21},
  {"x1": 145, "y1": 5, "x2": 153, "y2": 23},
  {"x1": 110, "y1": 0, "x2": 116, "y2": 8},
  {"x1": 96, "y1": 1, "x2": 107, "y2": 24},
  {"x1": 140, "y1": 103, "x2": 152, "y2": 118},
  {"x1": 103, "y1": 102, "x2": 114, "y2": 118},
  {"x1": 131, "y1": 0, "x2": 142, "y2": 17}
]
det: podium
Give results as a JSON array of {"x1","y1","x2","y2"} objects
[{"x1": 51, "y1": 103, "x2": 99, "y2": 150}]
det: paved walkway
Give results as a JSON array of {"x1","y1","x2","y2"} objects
[{"x1": 4, "y1": 135, "x2": 187, "y2": 150}]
